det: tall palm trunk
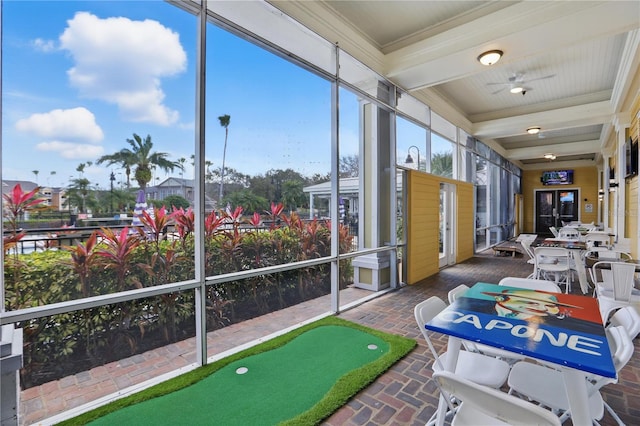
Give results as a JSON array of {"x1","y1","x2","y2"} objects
[
  {"x1": 219, "y1": 127, "x2": 228, "y2": 202},
  {"x1": 218, "y1": 115, "x2": 231, "y2": 203}
]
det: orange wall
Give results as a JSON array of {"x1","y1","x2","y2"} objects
[{"x1": 522, "y1": 166, "x2": 599, "y2": 234}]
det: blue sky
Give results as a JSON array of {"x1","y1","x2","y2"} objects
[{"x1": 2, "y1": 1, "x2": 346, "y2": 189}]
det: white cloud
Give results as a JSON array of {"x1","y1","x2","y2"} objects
[
  {"x1": 36, "y1": 141, "x2": 104, "y2": 159},
  {"x1": 59, "y1": 12, "x2": 186, "y2": 126},
  {"x1": 33, "y1": 38, "x2": 56, "y2": 52},
  {"x1": 15, "y1": 107, "x2": 104, "y2": 143}
]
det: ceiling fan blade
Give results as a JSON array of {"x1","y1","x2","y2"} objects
[
  {"x1": 527, "y1": 74, "x2": 555, "y2": 82},
  {"x1": 491, "y1": 87, "x2": 507, "y2": 95},
  {"x1": 487, "y1": 82, "x2": 511, "y2": 86}
]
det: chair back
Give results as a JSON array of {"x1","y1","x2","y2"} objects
[
  {"x1": 432, "y1": 371, "x2": 561, "y2": 426},
  {"x1": 611, "y1": 262, "x2": 636, "y2": 302},
  {"x1": 549, "y1": 226, "x2": 559, "y2": 237},
  {"x1": 558, "y1": 227, "x2": 580, "y2": 240},
  {"x1": 584, "y1": 233, "x2": 612, "y2": 249},
  {"x1": 609, "y1": 306, "x2": 640, "y2": 339},
  {"x1": 593, "y1": 261, "x2": 636, "y2": 302},
  {"x1": 534, "y1": 246, "x2": 570, "y2": 269},
  {"x1": 498, "y1": 277, "x2": 561, "y2": 293},
  {"x1": 414, "y1": 296, "x2": 448, "y2": 370},
  {"x1": 447, "y1": 284, "x2": 470, "y2": 304},
  {"x1": 606, "y1": 325, "x2": 634, "y2": 374},
  {"x1": 600, "y1": 250, "x2": 632, "y2": 261}
]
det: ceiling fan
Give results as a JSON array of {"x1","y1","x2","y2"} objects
[{"x1": 488, "y1": 72, "x2": 555, "y2": 95}]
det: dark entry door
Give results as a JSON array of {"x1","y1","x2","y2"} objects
[{"x1": 535, "y1": 189, "x2": 579, "y2": 235}]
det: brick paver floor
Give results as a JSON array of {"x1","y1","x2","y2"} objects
[{"x1": 20, "y1": 251, "x2": 640, "y2": 425}]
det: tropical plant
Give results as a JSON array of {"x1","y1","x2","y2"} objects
[
  {"x1": 172, "y1": 206, "x2": 195, "y2": 243},
  {"x1": 204, "y1": 210, "x2": 226, "y2": 238},
  {"x1": 93, "y1": 227, "x2": 142, "y2": 291},
  {"x1": 64, "y1": 232, "x2": 98, "y2": 298},
  {"x1": 2, "y1": 184, "x2": 46, "y2": 235},
  {"x1": 97, "y1": 134, "x2": 183, "y2": 191},
  {"x1": 138, "y1": 207, "x2": 174, "y2": 250},
  {"x1": 2, "y1": 184, "x2": 47, "y2": 308},
  {"x1": 266, "y1": 202, "x2": 284, "y2": 230}
]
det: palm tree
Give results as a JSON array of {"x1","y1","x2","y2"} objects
[
  {"x1": 218, "y1": 114, "x2": 231, "y2": 202},
  {"x1": 32, "y1": 170, "x2": 39, "y2": 184},
  {"x1": 431, "y1": 152, "x2": 453, "y2": 178},
  {"x1": 76, "y1": 162, "x2": 92, "y2": 177},
  {"x1": 97, "y1": 134, "x2": 183, "y2": 192}
]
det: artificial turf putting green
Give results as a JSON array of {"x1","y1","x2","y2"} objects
[{"x1": 60, "y1": 316, "x2": 416, "y2": 426}]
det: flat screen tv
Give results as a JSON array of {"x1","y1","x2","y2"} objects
[
  {"x1": 624, "y1": 137, "x2": 638, "y2": 178},
  {"x1": 541, "y1": 170, "x2": 573, "y2": 185}
]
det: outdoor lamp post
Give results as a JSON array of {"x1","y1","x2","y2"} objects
[{"x1": 405, "y1": 145, "x2": 421, "y2": 171}]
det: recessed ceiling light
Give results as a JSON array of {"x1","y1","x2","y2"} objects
[
  {"x1": 477, "y1": 50, "x2": 503, "y2": 66},
  {"x1": 527, "y1": 126, "x2": 541, "y2": 135}
]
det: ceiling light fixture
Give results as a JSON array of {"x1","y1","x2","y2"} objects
[
  {"x1": 527, "y1": 126, "x2": 541, "y2": 135},
  {"x1": 510, "y1": 85, "x2": 524, "y2": 94},
  {"x1": 544, "y1": 153, "x2": 556, "y2": 160},
  {"x1": 477, "y1": 50, "x2": 503, "y2": 66}
]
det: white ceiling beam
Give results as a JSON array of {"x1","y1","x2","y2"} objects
[
  {"x1": 507, "y1": 140, "x2": 601, "y2": 161},
  {"x1": 472, "y1": 101, "x2": 612, "y2": 138}
]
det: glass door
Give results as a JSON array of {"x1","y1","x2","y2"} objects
[
  {"x1": 535, "y1": 189, "x2": 579, "y2": 235},
  {"x1": 439, "y1": 183, "x2": 456, "y2": 267}
]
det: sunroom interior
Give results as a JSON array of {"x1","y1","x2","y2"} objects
[{"x1": 1, "y1": 1, "x2": 639, "y2": 424}]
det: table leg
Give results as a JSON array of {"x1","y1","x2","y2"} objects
[{"x1": 562, "y1": 367, "x2": 590, "y2": 425}]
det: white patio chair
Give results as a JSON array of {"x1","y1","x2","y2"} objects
[
  {"x1": 433, "y1": 371, "x2": 561, "y2": 426},
  {"x1": 549, "y1": 226, "x2": 559, "y2": 238},
  {"x1": 507, "y1": 325, "x2": 633, "y2": 425},
  {"x1": 414, "y1": 296, "x2": 510, "y2": 389},
  {"x1": 533, "y1": 246, "x2": 572, "y2": 293},
  {"x1": 498, "y1": 276, "x2": 561, "y2": 293},
  {"x1": 592, "y1": 261, "x2": 640, "y2": 323},
  {"x1": 415, "y1": 296, "x2": 511, "y2": 426}
]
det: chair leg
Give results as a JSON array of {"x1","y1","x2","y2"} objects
[{"x1": 603, "y1": 400, "x2": 625, "y2": 426}]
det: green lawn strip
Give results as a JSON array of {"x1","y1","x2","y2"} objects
[{"x1": 59, "y1": 315, "x2": 416, "y2": 426}]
